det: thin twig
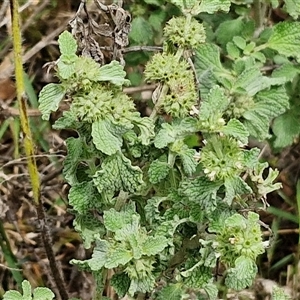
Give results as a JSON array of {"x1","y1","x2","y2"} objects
[
  {"x1": 122, "y1": 46, "x2": 163, "y2": 53},
  {"x1": 123, "y1": 84, "x2": 156, "y2": 94}
]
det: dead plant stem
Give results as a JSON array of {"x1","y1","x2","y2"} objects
[{"x1": 9, "y1": 0, "x2": 68, "y2": 298}]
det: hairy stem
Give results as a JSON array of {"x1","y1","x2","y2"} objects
[
  {"x1": 253, "y1": 0, "x2": 267, "y2": 31},
  {"x1": 10, "y1": 0, "x2": 40, "y2": 204},
  {"x1": 9, "y1": 1, "x2": 68, "y2": 298}
]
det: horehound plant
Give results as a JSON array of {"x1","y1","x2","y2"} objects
[{"x1": 11, "y1": 0, "x2": 300, "y2": 299}]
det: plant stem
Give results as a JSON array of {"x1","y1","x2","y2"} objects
[
  {"x1": 9, "y1": 1, "x2": 68, "y2": 298},
  {"x1": 10, "y1": 0, "x2": 40, "y2": 205},
  {"x1": 253, "y1": 0, "x2": 265, "y2": 29},
  {"x1": 36, "y1": 202, "x2": 69, "y2": 300},
  {"x1": 253, "y1": 43, "x2": 268, "y2": 52}
]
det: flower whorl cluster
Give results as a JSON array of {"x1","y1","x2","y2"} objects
[
  {"x1": 71, "y1": 85, "x2": 136, "y2": 124},
  {"x1": 201, "y1": 136, "x2": 244, "y2": 181},
  {"x1": 164, "y1": 16, "x2": 206, "y2": 49},
  {"x1": 226, "y1": 94, "x2": 255, "y2": 118},
  {"x1": 216, "y1": 212, "x2": 265, "y2": 266},
  {"x1": 145, "y1": 53, "x2": 197, "y2": 117}
]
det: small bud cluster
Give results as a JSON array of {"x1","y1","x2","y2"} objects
[
  {"x1": 226, "y1": 94, "x2": 255, "y2": 118},
  {"x1": 71, "y1": 85, "x2": 136, "y2": 123},
  {"x1": 145, "y1": 53, "x2": 197, "y2": 117},
  {"x1": 199, "y1": 117, "x2": 226, "y2": 132},
  {"x1": 164, "y1": 16, "x2": 206, "y2": 49}
]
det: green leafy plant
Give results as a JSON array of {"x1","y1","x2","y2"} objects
[
  {"x1": 35, "y1": 0, "x2": 300, "y2": 299},
  {"x1": 3, "y1": 280, "x2": 54, "y2": 300}
]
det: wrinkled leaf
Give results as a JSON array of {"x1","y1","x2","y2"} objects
[
  {"x1": 267, "y1": 22, "x2": 300, "y2": 59},
  {"x1": 93, "y1": 152, "x2": 143, "y2": 194},
  {"x1": 38, "y1": 83, "x2": 66, "y2": 120},
  {"x1": 58, "y1": 31, "x2": 77, "y2": 56},
  {"x1": 92, "y1": 120, "x2": 123, "y2": 155},
  {"x1": 97, "y1": 61, "x2": 130, "y2": 86},
  {"x1": 225, "y1": 256, "x2": 257, "y2": 290}
]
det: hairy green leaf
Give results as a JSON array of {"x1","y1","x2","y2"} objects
[
  {"x1": 189, "y1": 202, "x2": 205, "y2": 223},
  {"x1": 132, "y1": 117, "x2": 155, "y2": 145},
  {"x1": 3, "y1": 280, "x2": 55, "y2": 300},
  {"x1": 199, "y1": 85, "x2": 229, "y2": 120},
  {"x1": 144, "y1": 197, "x2": 167, "y2": 224},
  {"x1": 3, "y1": 291, "x2": 23, "y2": 300},
  {"x1": 85, "y1": 239, "x2": 109, "y2": 271},
  {"x1": 199, "y1": 0, "x2": 231, "y2": 14},
  {"x1": 57, "y1": 58, "x2": 77, "y2": 80},
  {"x1": 216, "y1": 19, "x2": 245, "y2": 47},
  {"x1": 233, "y1": 36, "x2": 246, "y2": 50},
  {"x1": 178, "y1": 147, "x2": 198, "y2": 176},
  {"x1": 130, "y1": 17, "x2": 153, "y2": 44},
  {"x1": 272, "y1": 108, "x2": 300, "y2": 148},
  {"x1": 227, "y1": 42, "x2": 240, "y2": 59},
  {"x1": 272, "y1": 62, "x2": 300, "y2": 82},
  {"x1": 32, "y1": 287, "x2": 55, "y2": 300},
  {"x1": 103, "y1": 208, "x2": 138, "y2": 232},
  {"x1": 232, "y1": 67, "x2": 285, "y2": 96},
  {"x1": 225, "y1": 256, "x2": 257, "y2": 290},
  {"x1": 195, "y1": 43, "x2": 226, "y2": 77},
  {"x1": 92, "y1": 120, "x2": 123, "y2": 155},
  {"x1": 284, "y1": 0, "x2": 300, "y2": 19},
  {"x1": 69, "y1": 181, "x2": 99, "y2": 214},
  {"x1": 267, "y1": 22, "x2": 300, "y2": 59},
  {"x1": 97, "y1": 61, "x2": 130, "y2": 86},
  {"x1": 167, "y1": 0, "x2": 198, "y2": 11},
  {"x1": 183, "y1": 265, "x2": 213, "y2": 289},
  {"x1": 105, "y1": 246, "x2": 132, "y2": 269},
  {"x1": 73, "y1": 213, "x2": 104, "y2": 248},
  {"x1": 224, "y1": 176, "x2": 252, "y2": 205},
  {"x1": 93, "y1": 152, "x2": 143, "y2": 194},
  {"x1": 251, "y1": 164, "x2": 281, "y2": 198},
  {"x1": 142, "y1": 235, "x2": 168, "y2": 255},
  {"x1": 203, "y1": 282, "x2": 219, "y2": 300},
  {"x1": 114, "y1": 214, "x2": 140, "y2": 242},
  {"x1": 111, "y1": 273, "x2": 130, "y2": 297},
  {"x1": 53, "y1": 111, "x2": 78, "y2": 130},
  {"x1": 38, "y1": 83, "x2": 66, "y2": 120},
  {"x1": 128, "y1": 277, "x2": 155, "y2": 296},
  {"x1": 21, "y1": 280, "x2": 31, "y2": 299},
  {"x1": 243, "y1": 148, "x2": 261, "y2": 169},
  {"x1": 195, "y1": 43, "x2": 233, "y2": 92},
  {"x1": 63, "y1": 137, "x2": 83, "y2": 185},
  {"x1": 58, "y1": 31, "x2": 77, "y2": 56},
  {"x1": 208, "y1": 203, "x2": 234, "y2": 233},
  {"x1": 157, "y1": 284, "x2": 183, "y2": 300},
  {"x1": 149, "y1": 9, "x2": 166, "y2": 31},
  {"x1": 242, "y1": 86, "x2": 289, "y2": 140},
  {"x1": 221, "y1": 119, "x2": 249, "y2": 145},
  {"x1": 179, "y1": 177, "x2": 222, "y2": 213},
  {"x1": 154, "y1": 123, "x2": 177, "y2": 148},
  {"x1": 154, "y1": 119, "x2": 197, "y2": 149},
  {"x1": 148, "y1": 156, "x2": 170, "y2": 184}
]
